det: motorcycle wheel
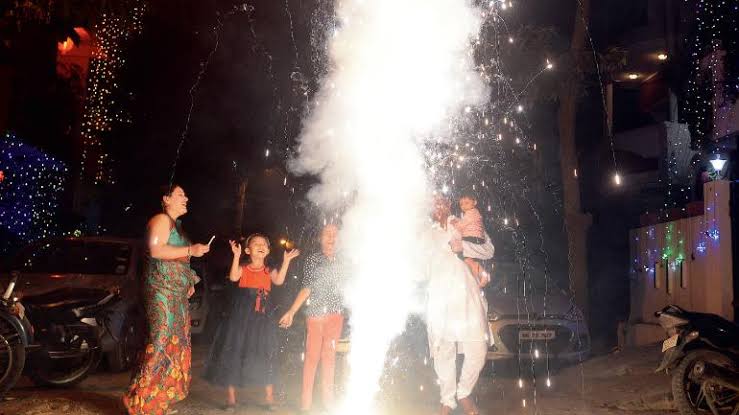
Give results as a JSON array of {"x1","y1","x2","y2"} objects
[
  {"x1": 672, "y1": 349, "x2": 738, "y2": 415},
  {"x1": 29, "y1": 330, "x2": 102, "y2": 388},
  {"x1": 0, "y1": 332, "x2": 25, "y2": 399}
]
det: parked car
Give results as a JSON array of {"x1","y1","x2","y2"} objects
[
  {"x1": 292, "y1": 261, "x2": 588, "y2": 371},
  {"x1": 484, "y1": 261, "x2": 591, "y2": 364},
  {"x1": 188, "y1": 259, "x2": 210, "y2": 336},
  {"x1": 2, "y1": 236, "x2": 210, "y2": 370}
]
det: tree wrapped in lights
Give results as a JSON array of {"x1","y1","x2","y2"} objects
[
  {"x1": 0, "y1": 132, "x2": 67, "y2": 252},
  {"x1": 683, "y1": 0, "x2": 739, "y2": 147},
  {"x1": 79, "y1": 1, "x2": 146, "y2": 185}
]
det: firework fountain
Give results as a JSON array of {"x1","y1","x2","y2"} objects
[{"x1": 290, "y1": 0, "x2": 489, "y2": 411}]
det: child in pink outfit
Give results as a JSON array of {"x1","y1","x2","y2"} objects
[{"x1": 450, "y1": 192, "x2": 487, "y2": 282}]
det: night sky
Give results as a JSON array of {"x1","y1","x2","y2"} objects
[{"x1": 2, "y1": 0, "x2": 653, "y2": 346}]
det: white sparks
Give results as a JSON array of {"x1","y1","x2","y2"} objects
[{"x1": 290, "y1": 0, "x2": 490, "y2": 411}]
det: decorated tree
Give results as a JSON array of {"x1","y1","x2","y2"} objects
[{"x1": 0, "y1": 132, "x2": 67, "y2": 252}]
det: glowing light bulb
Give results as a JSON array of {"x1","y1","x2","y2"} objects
[
  {"x1": 614, "y1": 173, "x2": 622, "y2": 185},
  {"x1": 508, "y1": 37, "x2": 514, "y2": 43},
  {"x1": 518, "y1": 378, "x2": 524, "y2": 388},
  {"x1": 534, "y1": 349, "x2": 540, "y2": 359},
  {"x1": 710, "y1": 156, "x2": 727, "y2": 172},
  {"x1": 627, "y1": 73, "x2": 639, "y2": 80},
  {"x1": 657, "y1": 53, "x2": 668, "y2": 61},
  {"x1": 546, "y1": 377, "x2": 552, "y2": 388},
  {"x1": 516, "y1": 104, "x2": 523, "y2": 113}
]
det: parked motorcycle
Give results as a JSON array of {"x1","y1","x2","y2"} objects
[
  {"x1": 0, "y1": 272, "x2": 30, "y2": 398},
  {"x1": 0, "y1": 272, "x2": 124, "y2": 395},
  {"x1": 655, "y1": 305, "x2": 739, "y2": 415}
]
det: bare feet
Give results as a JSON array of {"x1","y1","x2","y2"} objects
[{"x1": 459, "y1": 396, "x2": 480, "y2": 415}]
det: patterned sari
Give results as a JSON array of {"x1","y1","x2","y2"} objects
[{"x1": 123, "y1": 223, "x2": 198, "y2": 415}]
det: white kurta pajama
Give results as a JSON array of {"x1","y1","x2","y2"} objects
[{"x1": 426, "y1": 219, "x2": 492, "y2": 409}]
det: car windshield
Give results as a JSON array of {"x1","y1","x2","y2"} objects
[
  {"x1": 486, "y1": 262, "x2": 557, "y2": 297},
  {"x1": 13, "y1": 239, "x2": 132, "y2": 275}
]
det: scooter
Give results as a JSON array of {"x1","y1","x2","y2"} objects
[{"x1": 655, "y1": 305, "x2": 739, "y2": 415}]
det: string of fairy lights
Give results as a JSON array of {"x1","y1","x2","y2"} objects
[
  {"x1": 675, "y1": 0, "x2": 739, "y2": 211},
  {"x1": 0, "y1": 132, "x2": 67, "y2": 253},
  {"x1": 3, "y1": 0, "x2": 737, "y2": 411},
  {"x1": 631, "y1": 0, "x2": 739, "y2": 296},
  {"x1": 79, "y1": 1, "x2": 146, "y2": 185}
]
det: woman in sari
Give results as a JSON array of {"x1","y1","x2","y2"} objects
[{"x1": 123, "y1": 185, "x2": 210, "y2": 415}]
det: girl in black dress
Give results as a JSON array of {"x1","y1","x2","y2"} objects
[{"x1": 204, "y1": 234, "x2": 299, "y2": 411}]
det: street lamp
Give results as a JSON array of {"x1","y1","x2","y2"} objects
[{"x1": 710, "y1": 156, "x2": 727, "y2": 173}]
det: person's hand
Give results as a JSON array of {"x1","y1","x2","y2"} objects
[
  {"x1": 478, "y1": 271, "x2": 490, "y2": 288},
  {"x1": 279, "y1": 311, "x2": 295, "y2": 328},
  {"x1": 283, "y1": 248, "x2": 300, "y2": 262},
  {"x1": 187, "y1": 286, "x2": 195, "y2": 298},
  {"x1": 190, "y1": 243, "x2": 210, "y2": 257},
  {"x1": 449, "y1": 217, "x2": 459, "y2": 225},
  {"x1": 229, "y1": 240, "x2": 242, "y2": 257}
]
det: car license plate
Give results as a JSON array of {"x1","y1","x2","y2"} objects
[
  {"x1": 519, "y1": 330, "x2": 555, "y2": 340},
  {"x1": 662, "y1": 334, "x2": 679, "y2": 352}
]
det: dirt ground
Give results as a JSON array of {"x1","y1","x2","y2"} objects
[{"x1": 0, "y1": 343, "x2": 677, "y2": 415}]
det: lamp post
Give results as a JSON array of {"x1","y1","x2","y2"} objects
[
  {"x1": 710, "y1": 157, "x2": 727, "y2": 173},
  {"x1": 709, "y1": 155, "x2": 728, "y2": 180}
]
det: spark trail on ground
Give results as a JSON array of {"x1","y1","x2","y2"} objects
[{"x1": 290, "y1": 0, "x2": 488, "y2": 411}]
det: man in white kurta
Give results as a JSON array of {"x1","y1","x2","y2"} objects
[{"x1": 427, "y1": 196, "x2": 492, "y2": 415}]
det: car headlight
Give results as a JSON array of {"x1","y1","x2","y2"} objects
[{"x1": 488, "y1": 310, "x2": 501, "y2": 321}]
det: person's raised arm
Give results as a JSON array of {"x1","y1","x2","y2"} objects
[
  {"x1": 271, "y1": 249, "x2": 300, "y2": 286},
  {"x1": 228, "y1": 240, "x2": 242, "y2": 282}
]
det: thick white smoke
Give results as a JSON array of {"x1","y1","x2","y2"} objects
[{"x1": 290, "y1": 0, "x2": 489, "y2": 411}]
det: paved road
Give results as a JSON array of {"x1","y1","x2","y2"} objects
[{"x1": 1, "y1": 345, "x2": 676, "y2": 415}]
